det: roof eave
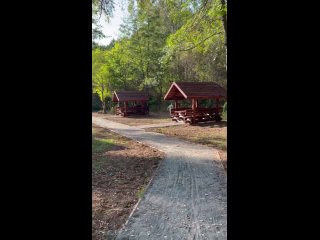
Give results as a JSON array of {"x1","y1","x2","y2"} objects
[{"x1": 164, "y1": 82, "x2": 188, "y2": 100}]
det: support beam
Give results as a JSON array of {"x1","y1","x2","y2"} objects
[
  {"x1": 192, "y1": 98, "x2": 196, "y2": 110},
  {"x1": 216, "y1": 98, "x2": 220, "y2": 113},
  {"x1": 215, "y1": 98, "x2": 221, "y2": 122},
  {"x1": 191, "y1": 98, "x2": 196, "y2": 124},
  {"x1": 124, "y1": 101, "x2": 127, "y2": 116}
]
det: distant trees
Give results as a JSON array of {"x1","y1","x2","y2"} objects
[{"x1": 92, "y1": 0, "x2": 227, "y2": 112}]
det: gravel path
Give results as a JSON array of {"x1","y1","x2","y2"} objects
[
  {"x1": 136, "y1": 121, "x2": 184, "y2": 129},
  {"x1": 92, "y1": 115, "x2": 227, "y2": 240}
]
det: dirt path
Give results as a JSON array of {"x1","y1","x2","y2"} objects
[{"x1": 92, "y1": 115, "x2": 227, "y2": 240}]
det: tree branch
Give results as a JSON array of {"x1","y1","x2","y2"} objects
[{"x1": 178, "y1": 32, "x2": 222, "y2": 52}]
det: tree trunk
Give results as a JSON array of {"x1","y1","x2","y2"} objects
[
  {"x1": 158, "y1": 84, "x2": 163, "y2": 110},
  {"x1": 101, "y1": 85, "x2": 106, "y2": 113},
  {"x1": 102, "y1": 101, "x2": 107, "y2": 114},
  {"x1": 137, "y1": 29, "x2": 145, "y2": 80}
]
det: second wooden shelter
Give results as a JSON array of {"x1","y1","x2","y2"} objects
[
  {"x1": 112, "y1": 91, "x2": 149, "y2": 117},
  {"x1": 164, "y1": 82, "x2": 227, "y2": 123}
]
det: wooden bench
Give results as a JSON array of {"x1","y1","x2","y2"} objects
[
  {"x1": 170, "y1": 107, "x2": 223, "y2": 124},
  {"x1": 116, "y1": 106, "x2": 148, "y2": 116}
]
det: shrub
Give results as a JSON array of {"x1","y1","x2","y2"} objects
[
  {"x1": 223, "y1": 101, "x2": 227, "y2": 112},
  {"x1": 222, "y1": 102, "x2": 227, "y2": 120},
  {"x1": 92, "y1": 93, "x2": 102, "y2": 111}
]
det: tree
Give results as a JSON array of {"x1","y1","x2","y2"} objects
[
  {"x1": 92, "y1": 4, "x2": 106, "y2": 48},
  {"x1": 92, "y1": 0, "x2": 227, "y2": 112},
  {"x1": 92, "y1": 48, "x2": 111, "y2": 113},
  {"x1": 92, "y1": 0, "x2": 115, "y2": 20}
]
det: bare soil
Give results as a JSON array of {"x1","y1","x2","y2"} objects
[{"x1": 92, "y1": 125, "x2": 164, "y2": 240}]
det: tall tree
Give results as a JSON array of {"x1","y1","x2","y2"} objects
[
  {"x1": 92, "y1": 48, "x2": 111, "y2": 113},
  {"x1": 92, "y1": 0, "x2": 227, "y2": 111}
]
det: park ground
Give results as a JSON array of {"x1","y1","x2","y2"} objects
[
  {"x1": 94, "y1": 112, "x2": 227, "y2": 170},
  {"x1": 94, "y1": 111, "x2": 171, "y2": 126},
  {"x1": 92, "y1": 112, "x2": 227, "y2": 239},
  {"x1": 147, "y1": 121, "x2": 227, "y2": 170},
  {"x1": 92, "y1": 124, "x2": 164, "y2": 240}
]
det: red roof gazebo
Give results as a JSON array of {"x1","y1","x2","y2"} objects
[
  {"x1": 112, "y1": 91, "x2": 149, "y2": 117},
  {"x1": 164, "y1": 82, "x2": 227, "y2": 123}
]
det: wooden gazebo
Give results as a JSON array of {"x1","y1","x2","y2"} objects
[
  {"x1": 164, "y1": 82, "x2": 227, "y2": 123},
  {"x1": 112, "y1": 91, "x2": 149, "y2": 117}
]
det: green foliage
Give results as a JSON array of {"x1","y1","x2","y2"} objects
[
  {"x1": 92, "y1": 0, "x2": 227, "y2": 111},
  {"x1": 92, "y1": 0, "x2": 115, "y2": 20},
  {"x1": 222, "y1": 101, "x2": 227, "y2": 120},
  {"x1": 92, "y1": 3, "x2": 107, "y2": 48},
  {"x1": 223, "y1": 101, "x2": 227, "y2": 112},
  {"x1": 92, "y1": 92, "x2": 102, "y2": 111}
]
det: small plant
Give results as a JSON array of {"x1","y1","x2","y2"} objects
[
  {"x1": 137, "y1": 186, "x2": 146, "y2": 199},
  {"x1": 223, "y1": 101, "x2": 227, "y2": 112},
  {"x1": 222, "y1": 101, "x2": 227, "y2": 120}
]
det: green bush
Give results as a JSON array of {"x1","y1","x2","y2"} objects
[
  {"x1": 148, "y1": 96, "x2": 159, "y2": 112},
  {"x1": 223, "y1": 101, "x2": 227, "y2": 112},
  {"x1": 222, "y1": 101, "x2": 227, "y2": 120},
  {"x1": 92, "y1": 93, "x2": 102, "y2": 111}
]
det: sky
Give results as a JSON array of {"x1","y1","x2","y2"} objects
[{"x1": 95, "y1": 1, "x2": 127, "y2": 46}]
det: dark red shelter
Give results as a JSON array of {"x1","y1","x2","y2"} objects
[
  {"x1": 164, "y1": 82, "x2": 227, "y2": 123},
  {"x1": 112, "y1": 91, "x2": 149, "y2": 116}
]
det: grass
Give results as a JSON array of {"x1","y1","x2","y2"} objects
[{"x1": 92, "y1": 138, "x2": 114, "y2": 153}]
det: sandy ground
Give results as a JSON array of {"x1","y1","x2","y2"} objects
[{"x1": 92, "y1": 115, "x2": 227, "y2": 240}]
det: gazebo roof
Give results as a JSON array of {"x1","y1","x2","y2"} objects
[
  {"x1": 112, "y1": 91, "x2": 149, "y2": 102},
  {"x1": 164, "y1": 82, "x2": 227, "y2": 100}
]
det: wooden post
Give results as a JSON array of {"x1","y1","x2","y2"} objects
[
  {"x1": 142, "y1": 100, "x2": 145, "y2": 114},
  {"x1": 124, "y1": 101, "x2": 127, "y2": 116},
  {"x1": 196, "y1": 99, "x2": 198, "y2": 108},
  {"x1": 216, "y1": 98, "x2": 220, "y2": 112},
  {"x1": 191, "y1": 98, "x2": 196, "y2": 124},
  {"x1": 174, "y1": 100, "x2": 178, "y2": 109},
  {"x1": 145, "y1": 101, "x2": 149, "y2": 115},
  {"x1": 192, "y1": 98, "x2": 196, "y2": 110},
  {"x1": 215, "y1": 98, "x2": 220, "y2": 122}
]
